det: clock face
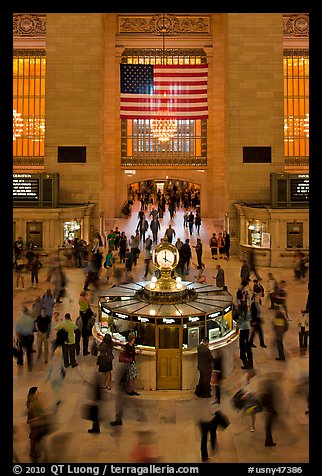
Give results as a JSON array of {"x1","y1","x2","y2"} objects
[{"x1": 156, "y1": 249, "x2": 176, "y2": 269}]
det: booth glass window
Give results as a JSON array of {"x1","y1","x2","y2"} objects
[
  {"x1": 287, "y1": 222, "x2": 303, "y2": 248},
  {"x1": 247, "y1": 221, "x2": 268, "y2": 247},
  {"x1": 63, "y1": 221, "x2": 80, "y2": 243},
  {"x1": 183, "y1": 322, "x2": 205, "y2": 349},
  {"x1": 26, "y1": 222, "x2": 42, "y2": 248},
  {"x1": 207, "y1": 314, "x2": 223, "y2": 342},
  {"x1": 131, "y1": 321, "x2": 155, "y2": 347},
  {"x1": 158, "y1": 327, "x2": 179, "y2": 349}
]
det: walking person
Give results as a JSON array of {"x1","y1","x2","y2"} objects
[
  {"x1": 212, "y1": 350, "x2": 223, "y2": 404},
  {"x1": 143, "y1": 246, "x2": 153, "y2": 280},
  {"x1": 193, "y1": 238, "x2": 203, "y2": 268},
  {"x1": 223, "y1": 230, "x2": 231, "y2": 260},
  {"x1": 183, "y1": 209, "x2": 189, "y2": 228},
  {"x1": 217, "y1": 233, "x2": 225, "y2": 259},
  {"x1": 236, "y1": 280, "x2": 250, "y2": 319},
  {"x1": 35, "y1": 308, "x2": 51, "y2": 363},
  {"x1": 97, "y1": 333, "x2": 114, "y2": 389},
  {"x1": 15, "y1": 305, "x2": 36, "y2": 370},
  {"x1": 188, "y1": 211, "x2": 194, "y2": 235},
  {"x1": 129, "y1": 233, "x2": 140, "y2": 266},
  {"x1": 272, "y1": 310, "x2": 289, "y2": 361},
  {"x1": 274, "y1": 280, "x2": 291, "y2": 320},
  {"x1": 164, "y1": 224, "x2": 176, "y2": 244},
  {"x1": 249, "y1": 294, "x2": 267, "y2": 348},
  {"x1": 30, "y1": 253, "x2": 43, "y2": 287},
  {"x1": 258, "y1": 376, "x2": 282, "y2": 447},
  {"x1": 214, "y1": 264, "x2": 225, "y2": 288},
  {"x1": 248, "y1": 247, "x2": 261, "y2": 280},
  {"x1": 237, "y1": 309, "x2": 253, "y2": 370},
  {"x1": 41, "y1": 288, "x2": 55, "y2": 322},
  {"x1": 14, "y1": 236, "x2": 24, "y2": 259},
  {"x1": 137, "y1": 215, "x2": 148, "y2": 243},
  {"x1": 26, "y1": 386, "x2": 53, "y2": 462},
  {"x1": 124, "y1": 333, "x2": 140, "y2": 396},
  {"x1": 240, "y1": 259, "x2": 251, "y2": 283},
  {"x1": 14, "y1": 253, "x2": 27, "y2": 290},
  {"x1": 195, "y1": 337, "x2": 213, "y2": 398},
  {"x1": 199, "y1": 408, "x2": 230, "y2": 462},
  {"x1": 54, "y1": 313, "x2": 78, "y2": 368},
  {"x1": 209, "y1": 233, "x2": 218, "y2": 260},
  {"x1": 150, "y1": 216, "x2": 161, "y2": 243},
  {"x1": 297, "y1": 309, "x2": 309, "y2": 356},
  {"x1": 267, "y1": 272, "x2": 278, "y2": 309},
  {"x1": 179, "y1": 239, "x2": 192, "y2": 276},
  {"x1": 195, "y1": 213, "x2": 202, "y2": 234}
]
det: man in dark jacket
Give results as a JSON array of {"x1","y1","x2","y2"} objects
[
  {"x1": 195, "y1": 338, "x2": 213, "y2": 398},
  {"x1": 179, "y1": 239, "x2": 192, "y2": 275}
]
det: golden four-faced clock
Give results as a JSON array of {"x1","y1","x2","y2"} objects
[{"x1": 153, "y1": 241, "x2": 179, "y2": 272}]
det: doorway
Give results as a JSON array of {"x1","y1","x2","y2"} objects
[{"x1": 156, "y1": 325, "x2": 182, "y2": 390}]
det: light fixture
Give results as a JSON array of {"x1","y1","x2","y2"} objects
[
  {"x1": 25, "y1": 117, "x2": 45, "y2": 142},
  {"x1": 150, "y1": 14, "x2": 176, "y2": 142},
  {"x1": 13, "y1": 110, "x2": 23, "y2": 140}
]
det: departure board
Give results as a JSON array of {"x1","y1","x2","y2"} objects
[
  {"x1": 13, "y1": 173, "x2": 59, "y2": 207},
  {"x1": 290, "y1": 176, "x2": 309, "y2": 202},
  {"x1": 13, "y1": 174, "x2": 39, "y2": 201}
]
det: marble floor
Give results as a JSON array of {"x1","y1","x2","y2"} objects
[{"x1": 12, "y1": 203, "x2": 309, "y2": 465}]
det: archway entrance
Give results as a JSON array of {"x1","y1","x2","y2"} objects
[{"x1": 127, "y1": 178, "x2": 201, "y2": 212}]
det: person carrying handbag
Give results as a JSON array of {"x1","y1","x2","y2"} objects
[
  {"x1": 97, "y1": 334, "x2": 114, "y2": 390},
  {"x1": 123, "y1": 333, "x2": 140, "y2": 396}
]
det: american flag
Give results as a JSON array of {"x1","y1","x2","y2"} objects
[{"x1": 120, "y1": 63, "x2": 208, "y2": 120}]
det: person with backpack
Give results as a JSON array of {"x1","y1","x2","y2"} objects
[
  {"x1": 209, "y1": 233, "x2": 218, "y2": 260},
  {"x1": 54, "y1": 313, "x2": 78, "y2": 368}
]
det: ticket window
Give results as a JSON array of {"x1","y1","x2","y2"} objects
[
  {"x1": 131, "y1": 322, "x2": 155, "y2": 347},
  {"x1": 26, "y1": 222, "x2": 43, "y2": 248},
  {"x1": 247, "y1": 221, "x2": 268, "y2": 247},
  {"x1": 63, "y1": 221, "x2": 81, "y2": 244},
  {"x1": 287, "y1": 222, "x2": 303, "y2": 248}
]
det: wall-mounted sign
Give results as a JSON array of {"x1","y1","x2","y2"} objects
[
  {"x1": 13, "y1": 173, "x2": 59, "y2": 207},
  {"x1": 290, "y1": 177, "x2": 309, "y2": 201},
  {"x1": 271, "y1": 173, "x2": 309, "y2": 208},
  {"x1": 13, "y1": 174, "x2": 39, "y2": 201}
]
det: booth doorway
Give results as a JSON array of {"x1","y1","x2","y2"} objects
[{"x1": 156, "y1": 325, "x2": 182, "y2": 390}]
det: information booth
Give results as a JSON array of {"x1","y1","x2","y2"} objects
[{"x1": 93, "y1": 280, "x2": 238, "y2": 391}]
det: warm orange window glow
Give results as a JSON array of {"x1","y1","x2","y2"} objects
[
  {"x1": 283, "y1": 52, "x2": 309, "y2": 162},
  {"x1": 13, "y1": 50, "x2": 46, "y2": 162}
]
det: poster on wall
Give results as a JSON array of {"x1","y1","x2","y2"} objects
[{"x1": 261, "y1": 232, "x2": 271, "y2": 248}]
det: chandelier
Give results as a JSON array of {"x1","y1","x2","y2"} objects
[
  {"x1": 13, "y1": 109, "x2": 23, "y2": 140},
  {"x1": 26, "y1": 118, "x2": 46, "y2": 142},
  {"x1": 150, "y1": 14, "x2": 177, "y2": 142},
  {"x1": 151, "y1": 115, "x2": 176, "y2": 142}
]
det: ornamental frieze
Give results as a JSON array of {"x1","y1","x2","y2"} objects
[
  {"x1": 118, "y1": 14, "x2": 210, "y2": 35},
  {"x1": 283, "y1": 13, "x2": 309, "y2": 37},
  {"x1": 13, "y1": 13, "x2": 46, "y2": 37}
]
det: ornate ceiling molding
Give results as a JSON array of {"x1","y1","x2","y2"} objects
[
  {"x1": 13, "y1": 13, "x2": 46, "y2": 37},
  {"x1": 283, "y1": 13, "x2": 309, "y2": 37},
  {"x1": 118, "y1": 14, "x2": 210, "y2": 35}
]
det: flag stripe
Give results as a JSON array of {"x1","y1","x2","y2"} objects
[{"x1": 120, "y1": 63, "x2": 208, "y2": 120}]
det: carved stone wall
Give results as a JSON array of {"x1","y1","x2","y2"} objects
[
  {"x1": 118, "y1": 14, "x2": 210, "y2": 35},
  {"x1": 283, "y1": 13, "x2": 309, "y2": 37},
  {"x1": 13, "y1": 13, "x2": 46, "y2": 37}
]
